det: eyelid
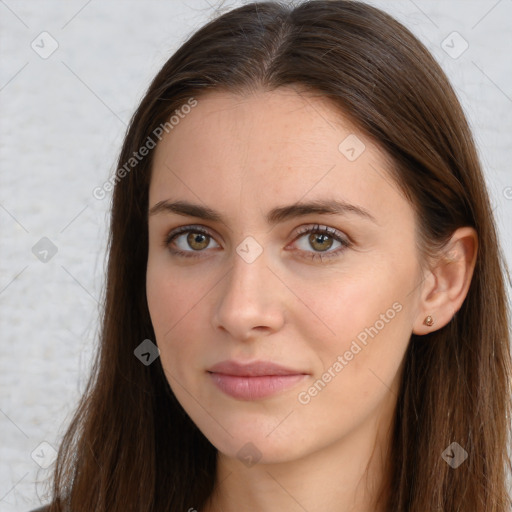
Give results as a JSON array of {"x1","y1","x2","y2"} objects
[
  {"x1": 291, "y1": 224, "x2": 350, "y2": 244},
  {"x1": 165, "y1": 223, "x2": 349, "y2": 243},
  {"x1": 164, "y1": 224, "x2": 218, "y2": 248},
  {"x1": 164, "y1": 223, "x2": 351, "y2": 260}
]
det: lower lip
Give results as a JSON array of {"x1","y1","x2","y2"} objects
[{"x1": 208, "y1": 372, "x2": 307, "y2": 400}]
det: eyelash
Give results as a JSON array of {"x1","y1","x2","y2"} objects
[{"x1": 163, "y1": 224, "x2": 351, "y2": 262}]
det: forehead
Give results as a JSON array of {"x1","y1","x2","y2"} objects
[
  {"x1": 153, "y1": 87, "x2": 369, "y2": 162},
  {"x1": 149, "y1": 88, "x2": 401, "y2": 223}
]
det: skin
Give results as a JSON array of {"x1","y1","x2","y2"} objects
[{"x1": 146, "y1": 87, "x2": 477, "y2": 512}]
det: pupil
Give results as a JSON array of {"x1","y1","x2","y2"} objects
[
  {"x1": 310, "y1": 233, "x2": 332, "y2": 251},
  {"x1": 188, "y1": 232, "x2": 208, "y2": 250}
]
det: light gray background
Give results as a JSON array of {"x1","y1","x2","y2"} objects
[{"x1": 1, "y1": 1, "x2": 511, "y2": 510}]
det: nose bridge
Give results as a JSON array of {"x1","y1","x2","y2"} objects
[
  {"x1": 213, "y1": 240, "x2": 285, "y2": 339},
  {"x1": 230, "y1": 242, "x2": 267, "y2": 298}
]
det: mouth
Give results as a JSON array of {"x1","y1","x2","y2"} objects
[{"x1": 207, "y1": 360, "x2": 309, "y2": 400}]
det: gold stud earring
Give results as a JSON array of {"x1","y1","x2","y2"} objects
[{"x1": 423, "y1": 315, "x2": 434, "y2": 327}]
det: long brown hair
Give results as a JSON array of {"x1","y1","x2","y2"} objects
[{"x1": 48, "y1": 1, "x2": 512, "y2": 510}]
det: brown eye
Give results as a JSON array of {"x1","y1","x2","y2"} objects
[
  {"x1": 308, "y1": 232, "x2": 334, "y2": 252},
  {"x1": 165, "y1": 226, "x2": 220, "y2": 257},
  {"x1": 290, "y1": 224, "x2": 351, "y2": 262},
  {"x1": 186, "y1": 232, "x2": 210, "y2": 251}
]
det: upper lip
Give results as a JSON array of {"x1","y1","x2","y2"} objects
[{"x1": 207, "y1": 360, "x2": 308, "y2": 377}]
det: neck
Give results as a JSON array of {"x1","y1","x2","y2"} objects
[{"x1": 202, "y1": 391, "x2": 396, "y2": 512}]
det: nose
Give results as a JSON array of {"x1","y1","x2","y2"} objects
[{"x1": 212, "y1": 245, "x2": 286, "y2": 342}]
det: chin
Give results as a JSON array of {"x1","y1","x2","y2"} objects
[
  {"x1": 216, "y1": 438, "x2": 305, "y2": 466},
  {"x1": 196, "y1": 417, "x2": 310, "y2": 465}
]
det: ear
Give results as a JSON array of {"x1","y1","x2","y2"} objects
[{"x1": 413, "y1": 227, "x2": 478, "y2": 335}]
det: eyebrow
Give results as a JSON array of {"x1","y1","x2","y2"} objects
[{"x1": 148, "y1": 198, "x2": 377, "y2": 225}]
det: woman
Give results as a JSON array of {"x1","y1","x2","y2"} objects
[{"x1": 37, "y1": 1, "x2": 512, "y2": 511}]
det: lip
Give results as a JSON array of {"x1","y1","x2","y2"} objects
[
  {"x1": 207, "y1": 360, "x2": 309, "y2": 400},
  {"x1": 208, "y1": 360, "x2": 306, "y2": 377}
]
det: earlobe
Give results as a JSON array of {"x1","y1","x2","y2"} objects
[
  {"x1": 423, "y1": 315, "x2": 434, "y2": 327},
  {"x1": 413, "y1": 227, "x2": 478, "y2": 335}
]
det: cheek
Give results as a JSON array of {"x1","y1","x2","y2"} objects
[
  {"x1": 146, "y1": 261, "x2": 174, "y2": 338},
  {"x1": 293, "y1": 288, "x2": 410, "y2": 437},
  {"x1": 146, "y1": 253, "x2": 205, "y2": 339},
  {"x1": 146, "y1": 256, "x2": 217, "y2": 386},
  {"x1": 291, "y1": 265, "x2": 401, "y2": 348},
  {"x1": 146, "y1": 259, "x2": 194, "y2": 363},
  {"x1": 293, "y1": 260, "x2": 414, "y2": 393}
]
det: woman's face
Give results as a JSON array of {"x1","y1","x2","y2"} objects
[{"x1": 146, "y1": 88, "x2": 423, "y2": 464}]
